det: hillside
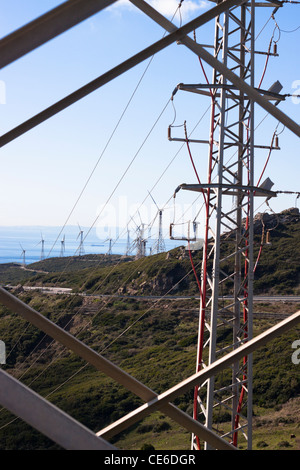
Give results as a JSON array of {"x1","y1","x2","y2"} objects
[
  {"x1": 0, "y1": 208, "x2": 299, "y2": 450},
  {"x1": 2, "y1": 207, "x2": 300, "y2": 297}
]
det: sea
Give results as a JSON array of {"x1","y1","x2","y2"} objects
[{"x1": 0, "y1": 226, "x2": 183, "y2": 265}]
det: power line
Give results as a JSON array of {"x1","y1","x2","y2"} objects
[{"x1": 46, "y1": 2, "x2": 184, "y2": 261}]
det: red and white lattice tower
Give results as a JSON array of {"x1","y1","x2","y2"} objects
[{"x1": 173, "y1": 1, "x2": 282, "y2": 450}]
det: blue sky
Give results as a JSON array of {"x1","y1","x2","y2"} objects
[{"x1": 0, "y1": 0, "x2": 299, "y2": 242}]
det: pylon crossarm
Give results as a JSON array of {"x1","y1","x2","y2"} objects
[{"x1": 179, "y1": 183, "x2": 277, "y2": 198}]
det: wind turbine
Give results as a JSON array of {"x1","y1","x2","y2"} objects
[
  {"x1": 104, "y1": 232, "x2": 113, "y2": 256},
  {"x1": 60, "y1": 235, "x2": 65, "y2": 257},
  {"x1": 125, "y1": 225, "x2": 131, "y2": 256},
  {"x1": 77, "y1": 224, "x2": 84, "y2": 256},
  {"x1": 38, "y1": 233, "x2": 45, "y2": 260},
  {"x1": 19, "y1": 244, "x2": 26, "y2": 267}
]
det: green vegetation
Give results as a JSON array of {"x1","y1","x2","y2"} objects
[
  {"x1": 0, "y1": 208, "x2": 299, "y2": 450},
  {"x1": 0, "y1": 292, "x2": 298, "y2": 450}
]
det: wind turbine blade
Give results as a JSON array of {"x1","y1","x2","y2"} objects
[
  {"x1": 148, "y1": 190, "x2": 159, "y2": 211},
  {"x1": 129, "y1": 216, "x2": 138, "y2": 228},
  {"x1": 137, "y1": 211, "x2": 143, "y2": 225}
]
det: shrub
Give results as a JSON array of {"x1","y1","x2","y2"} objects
[
  {"x1": 141, "y1": 443, "x2": 155, "y2": 451},
  {"x1": 153, "y1": 421, "x2": 171, "y2": 432},
  {"x1": 257, "y1": 440, "x2": 268, "y2": 448},
  {"x1": 137, "y1": 424, "x2": 154, "y2": 434},
  {"x1": 277, "y1": 440, "x2": 291, "y2": 448}
]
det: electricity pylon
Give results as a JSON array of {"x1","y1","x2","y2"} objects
[
  {"x1": 155, "y1": 209, "x2": 166, "y2": 253},
  {"x1": 172, "y1": 2, "x2": 282, "y2": 450},
  {"x1": 148, "y1": 191, "x2": 166, "y2": 254},
  {"x1": 135, "y1": 223, "x2": 147, "y2": 259}
]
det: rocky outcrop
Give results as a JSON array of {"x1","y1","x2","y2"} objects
[{"x1": 253, "y1": 207, "x2": 299, "y2": 234}]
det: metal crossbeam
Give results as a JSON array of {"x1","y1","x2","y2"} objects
[
  {"x1": 130, "y1": 0, "x2": 300, "y2": 137},
  {"x1": 0, "y1": 367, "x2": 115, "y2": 450},
  {"x1": 97, "y1": 311, "x2": 300, "y2": 440},
  {"x1": 0, "y1": 287, "x2": 298, "y2": 449},
  {"x1": 0, "y1": 0, "x2": 117, "y2": 69},
  {"x1": 0, "y1": 286, "x2": 235, "y2": 450},
  {"x1": 1, "y1": 0, "x2": 283, "y2": 148}
]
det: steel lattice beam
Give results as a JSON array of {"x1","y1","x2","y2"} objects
[
  {"x1": 0, "y1": 0, "x2": 118, "y2": 69},
  {"x1": 0, "y1": 368, "x2": 116, "y2": 450},
  {"x1": 2, "y1": 0, "x2": 299, "y2": 148},
  {"x1": 0, "y1": 287, "x2": 299, "y2": 449},
  {"x1": 129, "y1": 0, "x2": 300, "y2": 137},
  {"x1": 0, "y1": 286, "x2": 235, "y2": 451},
  {"x1": 0, "y1": 0, "x2": 246, "y2": 148},
  {"x1": 97, "y1": 311, "x2": 300, "y2": 441}
]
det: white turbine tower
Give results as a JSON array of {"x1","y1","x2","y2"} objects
[
  {"x1": 104, "y1": 232, "x2": 113, "y2": 256},
  {"x1": 125, "y1": 225, "x2": 131, "y2": 256},
  {"x1": 38, "y1": 233, "x2": 45, "y2": 260},
  {"x1": 77, "y1": 224, "x2": 84, "y2": 256}
]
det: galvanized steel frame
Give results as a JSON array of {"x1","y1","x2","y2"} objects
[{"x1": 189, "y1": 2, "x2": 256, "y2": 450}]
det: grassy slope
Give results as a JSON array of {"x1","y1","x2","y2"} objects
[
  {"x1": 0, "y1": 293, "x2": 299, "y2": 450},
  {"x1": 0, "y1": 210, "x2": 299, "y2": 450}
]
